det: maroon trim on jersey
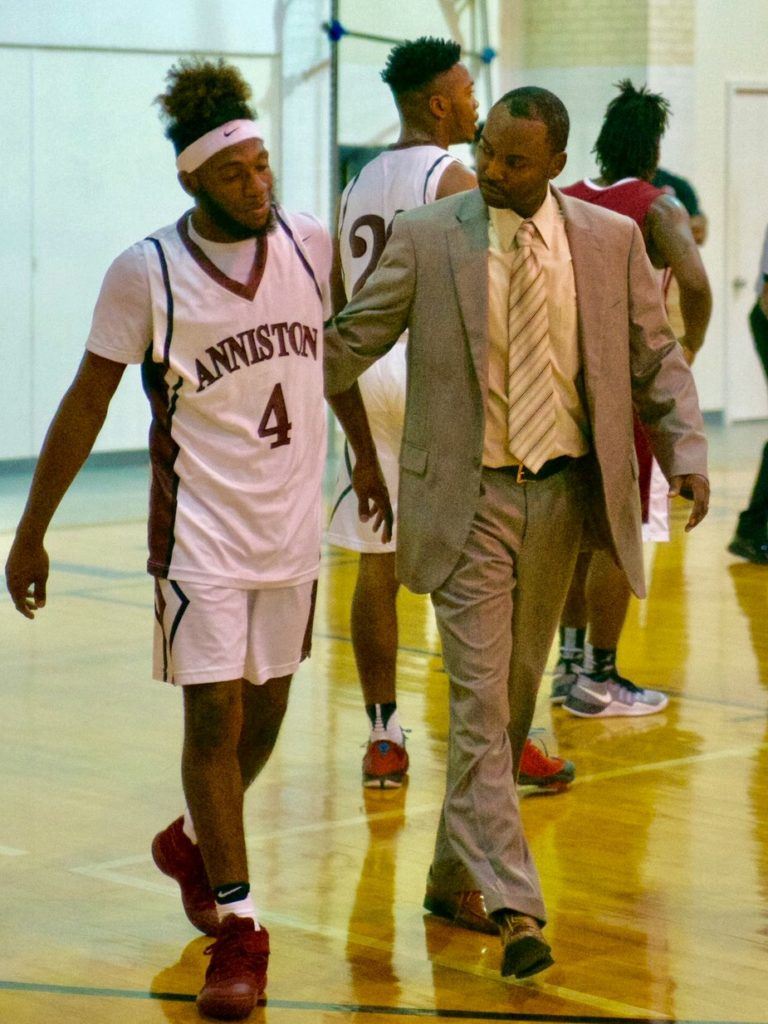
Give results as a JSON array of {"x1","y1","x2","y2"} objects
[
  {"x1": 177, "y1": 213, "x2": 268, "y2": 301},
  {"x1": 154, "y1": 579, "x2": 170, "y2": 681},
  {"x1": 142, "y1": 349, "x2": 183, "y2": 578},
  {"x1": 300, "y1": 579, "x2": 318, "y2": 662},
  {"x1": 143, "y1": 235, "x2": 184, "y2": 577}
]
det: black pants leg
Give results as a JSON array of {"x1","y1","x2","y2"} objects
[{"x1": 738, "y1": 303, "x2": 768, "y2": 536}]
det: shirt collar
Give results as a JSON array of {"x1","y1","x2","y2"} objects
[{"x1": 488, "y1": 187, "x2": 557, "y2": 252}]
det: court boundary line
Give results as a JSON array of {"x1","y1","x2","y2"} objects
[
  {"x1": 2, "y1": 978, "x2": 765, "y2": 1024},
  {"x1": 2, "y1": 977, "x2": 752, "y2": 1022}
]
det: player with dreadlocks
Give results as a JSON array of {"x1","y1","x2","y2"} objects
[
  {"x1": 548, "y1": 79, "x2": 711, "y2": 718},
  {"x1": 5, "y1": 58, "x2": 390, "y2": 1020}
]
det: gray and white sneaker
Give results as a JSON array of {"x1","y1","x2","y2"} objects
[
  {"x1": 550, "y1": 659, "x2": 581, "y2": 704},
  {"x1": 564, "y1": 670, "x2": 668, "y2": 718}
]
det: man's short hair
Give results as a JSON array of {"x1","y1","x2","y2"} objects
[
  {"x1": 381, "y1": 36, "x2": 461, "y2": 96},
  {"x1": 495, "y1": 87, "x2": 570, "y2": 153}
]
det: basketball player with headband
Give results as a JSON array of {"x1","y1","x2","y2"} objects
[{"x1": 5, "y1": 58, "x2": 390, "y2": 1020}]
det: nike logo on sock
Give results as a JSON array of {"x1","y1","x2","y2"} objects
[{"x1": 217, "y1": 886, "x2": 243, "y2": 900}]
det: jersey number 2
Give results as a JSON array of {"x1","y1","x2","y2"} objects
[
  {"x1": 258, "y1": 383, "x2": 292, "y2": 448},
  {"x1": 349, "y1": 211, "x2": 401, "y2": 295}
]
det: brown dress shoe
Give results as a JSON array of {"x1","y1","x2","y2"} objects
[
  {"x1": 495, "y1": 912, "x2": 554, "y2": 978},
  {"x1": 423, "y1": 886, "x2": 500, "y2": 935}
]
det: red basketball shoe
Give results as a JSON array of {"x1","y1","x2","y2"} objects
[
  {"x1": 151, "y1": 817, "x2": 219, "y2": 936},
  {"x1": 362, "y1": 738, "x2": 409, "y2": 789},
  {"x1": 197, "y1": 916, "x2": 269, "y2": 1020},
  {"x1": 518, "y1": 738, "x2": 575, "y2": 792}
]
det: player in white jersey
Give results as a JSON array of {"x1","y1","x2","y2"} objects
[
  {"x1": 4, "y1": 59, "x2": 389, "y2": 1021},
  {"x1": 327, "y1": 39, "x2": 577, "y2": 815},
  {"x1": 330, "y1": 151, "x2": 469, "y2": 555},
  {"x1": 327, "y1": 37, "x2": 476, "y2": 791}
]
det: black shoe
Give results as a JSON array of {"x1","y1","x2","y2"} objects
[
  {"x1": 495, "y1": 912, "x2": 554, "y2": 979},
  {"x1": 727, "y1": 533, "x2": 768, "y2": 565}
]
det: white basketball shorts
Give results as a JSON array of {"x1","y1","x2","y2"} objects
[
  {"x1": 326, "y1": 339, "x2": 406, "y2": 554},
  {"x1": 642, "y1": 458, "x2": 670, "y2": 543},
  {"x1": 153, "y1": 578, "x2": 317, "y2": 685}
]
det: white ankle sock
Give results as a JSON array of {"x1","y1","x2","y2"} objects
[
  {"x1": 182, "y1": 808, "x2": 198, "y2": 844},
  {"x1": 216, "y1": 893, "x2": 260, "y2": 928},
  {"x1": 370, "y1": 707, "x2": 404, "y2": 745}
]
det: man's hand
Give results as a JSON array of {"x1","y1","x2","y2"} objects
[
  {"x1": 669, "y1": 473, "x2": 709, "y2": 532},
  {"x1": 352, "y1": 456, "x2": 393, "y2": 544},
  {"x1": 5, "y1": 537, "x2": 49, "y2": 619},
  {"x1": 326, "y1": 383, "x2": 394, "y2": 543}
]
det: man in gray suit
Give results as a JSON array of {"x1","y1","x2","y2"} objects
[{"x1": 325, "y1": 87, "x2": 709, "y2": 980}]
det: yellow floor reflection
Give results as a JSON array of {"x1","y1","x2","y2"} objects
[{"x1": 2, "y1": 425, "x2": 768, "y2": 1021}]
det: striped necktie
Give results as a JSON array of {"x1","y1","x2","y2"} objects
[{"x1": 506, "y1": 219, "x2": 557, "y2": 473}]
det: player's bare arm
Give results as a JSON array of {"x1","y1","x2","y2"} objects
[
  {"x1": 647, "y1": 194, "x2": 712, "y2": 361},
  {"x1": 326, "y1": 383, "x2": 393, "y2": 543},
  {"x1": 435, "y1": 161, "x2": 477, "y2": 200},
  {"x1": 5, "y1": 351, "x2": 125, "y2": 618}
]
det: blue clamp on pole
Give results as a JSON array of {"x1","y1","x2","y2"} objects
[{"x1": 322, "y1": 19, "x2": 347, "y2": 43}]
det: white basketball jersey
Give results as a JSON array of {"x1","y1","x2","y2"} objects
[
  {"x1": 141, "y1": 210, "x2": 328, "y2": 588},
  {"x1": 338, "y1": 146, "x2": 458, "y2": 296},
  {"x1": 327, "y1": 146, "x2": 459, "y2": 554}
]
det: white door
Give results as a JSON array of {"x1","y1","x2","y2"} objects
[{"x1": 725, "y1": 84, "x2": 768, "y2": 421}]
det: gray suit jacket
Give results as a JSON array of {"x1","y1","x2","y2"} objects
[{"x1": 324, "y1": 187, "x2": 707, "y2": 596}]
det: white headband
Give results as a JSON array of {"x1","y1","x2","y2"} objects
[{"x1": 176, "y1": 119, "x2": 264, "y2": 173}]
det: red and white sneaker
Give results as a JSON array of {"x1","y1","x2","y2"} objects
[
  {"x1": 362, "y1": 738, "x2": 409, "y2": 789},
  {"x1": 197, "y1": 916, "x2": 269, "y2": 1020},
  {"x1": 518, "y1": 738, "x2": 575, "y2": 793},
  {"x1": 151, "y1": 817, "x2": 219, "y2": 936}
]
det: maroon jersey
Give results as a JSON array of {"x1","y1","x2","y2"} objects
[
  {"x1": 562, "y1": 177, "x2": 663, "y2": 234},
  {"x1": 562, "y1": 178, "x2": 667, "y2": 523}
]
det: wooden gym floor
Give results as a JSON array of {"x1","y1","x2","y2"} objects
[{"x1": 1, "y1": 419, "x2": 767, "y2": 1023}]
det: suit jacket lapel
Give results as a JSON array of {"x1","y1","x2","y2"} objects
[
  {"x1": 446, "y1": 188, "x2": 609, "y2": 406},
  {"x1": 554, "y1": 186, "x2": 608, "y2": 385},
  {"x1": 448, "y1": 189, "x2": 489, "y2": 396}
]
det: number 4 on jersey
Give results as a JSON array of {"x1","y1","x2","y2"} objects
[{"x1": 258, "y1": 383, "x2": 292, "y2": 448}]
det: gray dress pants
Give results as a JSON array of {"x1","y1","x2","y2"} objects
[{"x1": 429, "y1": 459, "x2": 589, "y2": 921}]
